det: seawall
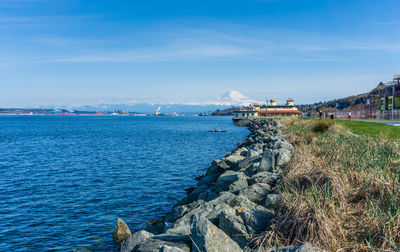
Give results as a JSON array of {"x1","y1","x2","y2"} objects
[{"x1": 113, "y1": 118, "x2": 317, "y2": 252}]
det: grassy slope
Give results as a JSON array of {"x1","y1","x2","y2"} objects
[
  {"x1": 258, "y1": 119, "x2": 400, "y2": 251},
  {"x1": 335, "y1": 120, "x2": 400, "y2": 139},
  {"x1": 300, "y1": 118, "x2": 400, "y2": 139}
]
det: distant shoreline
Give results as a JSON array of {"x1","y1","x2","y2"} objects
[{"x1": 0, "y1": 114, "x2": 209, "y2": 116}]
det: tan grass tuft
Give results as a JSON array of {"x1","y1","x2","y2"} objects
[
  {"x1": 260, "y1": 195, "x2": 340, "y2": 249},
  {"x1": 311, "y1": 120, "x2": 333, "y2": 133},
  {"x1": 255, "y1": 118, "x2": 400, "y2": 251},
  {"x1": 278, "y1": 116, "x2": 297, "y2": 126}
]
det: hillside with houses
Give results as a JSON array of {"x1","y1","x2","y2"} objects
[{"x1": 214, "y1": 74, "x2": 400, "y2": 120}]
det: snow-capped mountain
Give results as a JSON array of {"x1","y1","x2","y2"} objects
[
  {"x1": 213, "y1": 90, "x2": 257, "y2": 106},
  {"x1": 51, "y1": 91, "x2": 258, "y2": 114}
]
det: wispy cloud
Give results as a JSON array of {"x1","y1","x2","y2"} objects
[
  {"x1": 47, "y1": 44, "x2": 254, "y2": 63},
  {"x1": 0, "y1": 14, "x2": 101, "y2": 28},
  {"x1": 243, "y1": 0, "x2": 286, "y2": 3},
  {"x1": 368, "y1": 21, "x2": 400, "y2": 26},
  {"x1": 0, "y1": 16, "x2": 34, "y2": 23},
  {"x1": 0, "y1": 0, "x2": 54, "y2": 8},
  {"x1": 2, "y1": 21, "x2": 400, "y2": 65}
]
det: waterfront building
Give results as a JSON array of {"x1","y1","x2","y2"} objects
[
  {"x1": 233, "y1": 108, "x2": 259, "y2": 121},
  {"x1": 233, "y1": 98, "x2": 301, "y2": 121},
  {"x1": 377, "y1": 74, "x2": 400, "y2": 110},
  {"x1": 371, "y1": 74, "x2": 400, "y2": 119},
  {"x1": 258, "y1": 98, "x2": 301, "y2": 117}
]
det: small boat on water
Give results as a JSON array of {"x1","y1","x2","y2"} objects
[{"x1": 208, "y1": 129, "x2": 226, "y2": 133}]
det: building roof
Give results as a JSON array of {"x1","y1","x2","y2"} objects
[
  {"x1": 258, "y1": 110, "x2": 301, "y2": 114},
  {"x1": 234, "y1": 110, "x2": 257, "y2": 113},
  {"x1": 263, "y1": 105, "x2": 296, "y2": 108}
]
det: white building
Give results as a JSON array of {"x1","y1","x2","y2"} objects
[{"x1": 233, "y1": 98, "x2": 301, "y2": 121}]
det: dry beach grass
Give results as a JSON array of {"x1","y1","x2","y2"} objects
[{"x1": 257, "y1": 118, "x2": 400, "y2": 251}]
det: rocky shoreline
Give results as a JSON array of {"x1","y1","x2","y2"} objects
[{"x1": 113, "y1": 118, "x2": 317, "y2": 252}]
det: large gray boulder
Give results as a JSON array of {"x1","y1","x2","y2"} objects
[
  {"x1": 269, "y1": 139, "x2": 293, "y2": 151},
  {"x1": 219, "y1": 197, "x2": 274, "y2": 247},
  {"x1": 216, "y1": 171, "x2": 248, "y2": 192},
  {"x1": 135, "y1": 234, "x2": 191, "y2": 252},
  {"x1": 243, "y1": 162, "x2": 260, "y2": 177},
  {"x1": 219, "y1": 208, "x2": 250, "y2": 248},
  {"x1": 120, "y1": 230, "x2": 154, "y2": 252},
  {"x1": 219, "y1": 159, "x2": 232, "y2": 170},
  {"x1": 265, "y1": 193, "x2": 283, "y2": 210},
  {"x1": 224, "y1": 154, "x2": 246, "y2": 169},
  {"x1": 275, "y1": 148, "x2": 292, "y2": 167},
  {"x1": 166, "y1": 200, "x2": 205, "y2": 224},
  {"x1": 248, "y1": 172, "x2": 282, "y2": 186},
  {"x1": 190, "y1": 214, "x2": 242, "y2": 252},
  {"x1": 228, "y1": 196, "x2": 274, "y2": 235},
  {"x1": 173, "y1": 193, "x2": 237, "y2": 229},
  {"x1": 238, "y1": 156, "x2": 262, "y2": 171},
  {"x1": 235, "y1": 183, "x2": 272, "y2": 205},
  {"x1": 164, "y1": 225, "x2": 191, "y2": 236},
  {"x1": 258, "y1": 149, "x2": 275, "y2": 173},
  {"x1": 246, "y1": 149, "x2": 263, "y2": 158},
  {"x1": 234, "y1": 147, "x2": 248, "y2": 156}
]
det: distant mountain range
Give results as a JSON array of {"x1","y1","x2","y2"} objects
[
  {"x1": 74, "y1": 103, "x2": 232, "y2": 114},
  {"x1": 56, "y1": 91, "x2": 258, "y2": 114}
]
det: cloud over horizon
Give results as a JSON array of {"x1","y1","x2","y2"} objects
[
  {"x1": 0, "y1": 0, "x2": 399, "y2": 107},
  {"x1": 4, "y1": 22, "x2": 400, "y2": 65}
]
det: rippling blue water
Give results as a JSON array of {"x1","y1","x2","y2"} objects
[{"x1": 0, "y1": 116, "x2": 248, "y2": 251}]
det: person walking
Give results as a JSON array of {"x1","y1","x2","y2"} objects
[
  {"x1": 348, "y1": 111, "x2": 352, "y2": 120},
  {"x1": 319, "y1": 111, "x2": 323, "y2": 119}
]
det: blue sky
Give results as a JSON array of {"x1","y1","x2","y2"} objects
[{"x1": 1, "y1": 0, "x2": 400, "y2": 107}]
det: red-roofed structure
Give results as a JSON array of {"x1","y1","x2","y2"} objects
[
  {"x1": 258, "y1": 110, "x2": 301, "y2": 115},
  {"x1": 232, "y1": 98, "x2": 302, "y2": 121}
]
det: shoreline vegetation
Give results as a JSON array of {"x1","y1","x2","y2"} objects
[
  {"x1": 113, "y1": 117, "x2": 400, "y2": 251},
  {"x1": 271, "y1": 118, "x2": 400, "y2": 251}
]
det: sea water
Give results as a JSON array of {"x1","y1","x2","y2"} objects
[{"x1": 0, "y1": 116, "x2": 248, "y2": 251}]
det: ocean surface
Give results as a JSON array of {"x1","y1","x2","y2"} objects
[{"x1": 0, "y1": 116, "x2": 248, "y2": 251}]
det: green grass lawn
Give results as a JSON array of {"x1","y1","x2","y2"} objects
[{"x1": 334, "y1": 120, "x2": 400, "y2": 139}]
